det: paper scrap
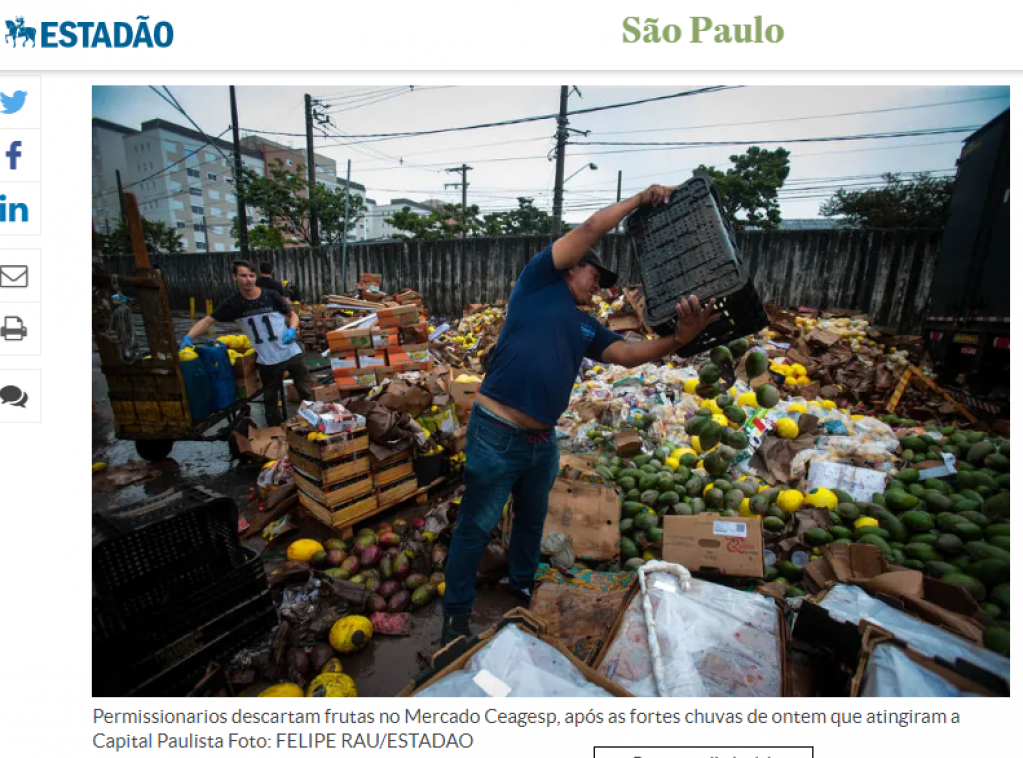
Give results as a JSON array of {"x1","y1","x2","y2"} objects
[
  {"x1": 713, "y1": 521, "x2": 748, "y2": 538},
  {"x1": 473, "y1": 669, "x2": 510, "y2": 697}
]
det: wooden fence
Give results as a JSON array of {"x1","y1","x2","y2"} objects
[{"x1": 108, "y1": 229, "x2": 942, "y2": 332}]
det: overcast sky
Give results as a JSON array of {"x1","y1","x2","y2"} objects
[{"x1": 93, "y1": 84, "x2": 1009, "y2": 223}]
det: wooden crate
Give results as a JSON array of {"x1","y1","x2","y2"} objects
[
  {"x1": 285, "y1": 422, "x2": 369, "y2": 462},
  {"x1": 294, "y1": 468, "x2": 374, "y2": 508},
  {"x1": 376, "y1": 474, "x2": 419, "y2": 508},
  {"x1": 372, "y1": 451, "x2": 414, "y2": 487},
  {"x1": 299, "y1": 490, "x2": 380, "y2": 530},
  {"x1": 289, "y1": 448, "x2": 370, "y2": 486}
]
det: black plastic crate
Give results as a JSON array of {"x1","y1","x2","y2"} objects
[
  {"x1": 127, "y1": 596, "x2": 277, "y2": 697},
  {"x1": 93, "y1": 486, "x2": 247, "y2": 633},
  {"x1": 94, "y1": 549, "x2": 267, "y2": 663},
  {"x1": 94, "y1": 582, "x2": 277, "y2": 697},
  {"x1": 624, "y1": 176, "x2": 768, "y2": 356}
]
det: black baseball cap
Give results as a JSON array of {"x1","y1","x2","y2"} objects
[{"x1": 581, "y1": 249, "x2": 618, "y2": 289}]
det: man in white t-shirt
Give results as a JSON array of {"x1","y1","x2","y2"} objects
[{"x1": 180, "y1": 259, "x2": 312, "y2": 425}]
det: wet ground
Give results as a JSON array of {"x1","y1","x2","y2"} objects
[{"x1": 92, "y1": 346, "x2": 518, "y2": 697}]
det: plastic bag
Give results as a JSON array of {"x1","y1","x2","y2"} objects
[
  {"x1": 597, "y1": 568, "x2": 783, "y2": 697},
  {"x1": 860, "y1": 644, "x2": 977, "y2": 697},
  {"x1": 817, "y1": 584, "x2": 1010, "y2": 684},
  {"x1": 257, "y1": 458, "x2": 293, "y2": 499},
  {"x1": 414, "y1": 625, "x2": 615, "y2": 697}
]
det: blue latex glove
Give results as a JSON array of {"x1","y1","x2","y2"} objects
[
  {"x1": 282, "y1": 327, "x2": 296, "y2": 345},
  {"x1": 179, "y1": 335, "x2": 194, "y2": 350}
]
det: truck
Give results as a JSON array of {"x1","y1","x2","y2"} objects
[{"x1": 924, "y1": 109, "x2": 1009, "y2": 418}]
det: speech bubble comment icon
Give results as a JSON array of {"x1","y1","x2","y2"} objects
[{"x1": 0, "y1": 385, "x2": 28, "y2": 407}]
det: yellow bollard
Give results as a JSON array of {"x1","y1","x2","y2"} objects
[
  {"x1": 189, "y1": 297, "x2": 196, "y2": 321},
  {"x1": 205, "y1": 299, "x2": 214, "y2": 335}
]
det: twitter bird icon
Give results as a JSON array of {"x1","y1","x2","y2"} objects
[{"x1": 0, "y1": 91, "x2": 27, "y2": 115}]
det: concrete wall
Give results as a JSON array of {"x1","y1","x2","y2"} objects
[{"x1": 107, "y1": 229, "x2": 942, "y2": 332}]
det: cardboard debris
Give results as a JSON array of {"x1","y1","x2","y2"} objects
[
  {"x1": 234, "y1": 423, "x2": 289, "y2": 462},
  {"x1": 662, "y1": 514, "x2": 766, "y2": 578}
]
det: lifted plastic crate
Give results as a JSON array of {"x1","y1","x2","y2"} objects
[{"x1": 624, "y1": 175, "x2": 768, "y2": 356}]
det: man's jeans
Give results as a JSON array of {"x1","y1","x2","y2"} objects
[
  {"x1": 442, "y1": 404, "x2": 559, "y2": 616},
  {"x1": 257, "y1": 353, "x2": 312, "y2": 426}
]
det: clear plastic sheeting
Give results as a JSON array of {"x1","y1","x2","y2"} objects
[
  {"x1": 597, "y1": 570, "x2": 782, "y2": 697},
  {"x1": 860, "y1": 644, "x2": 979, "y2": 697},
  {"x1": 817, "y1": 584, "x2": 1010, "y2": 684},
  {"x1": 414, "y1": 625, "x2": 615, "y2": 697}
]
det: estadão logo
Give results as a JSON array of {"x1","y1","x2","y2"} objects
[{"x1": 3, "y1": 14, "x2": 173, "y2": 49}]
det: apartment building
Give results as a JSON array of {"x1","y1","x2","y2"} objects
[
  {"x1": 91, "y1": 117, "x2": 266, "y2": 253},
  {"x1": 365, "y1": 197, "x2": 434, "y2": 240}
]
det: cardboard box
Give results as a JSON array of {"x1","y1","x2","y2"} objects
[
  {"x1": 662, "y1": 514, "x2": 765, "y2": 578},
  {"x1": 327, "y1": 327, "x2": 373, "y2": 351},
  {"x1": 371, "y1": 328, "x2": 399, "y2": 348},
  {"x1": 376, "y1": 304, "x2": 420, "y2": 328},
  {"x1": 378, "y1": 380, "x2": 433, "y2": 418},
  {"x1": 503, "y1": 478, "x2": 620, "y2": 561},
  {"x1": 232, "y1": 423, "x2": 288, "y2": 462},
  {"x1": 333, "y1": 367, "x2": 377, "y2": 386},
  {"x1": 328, "y1": 350, "x2": 358, "y2": 371},
  {"x1": 374, "y1": 367, "x2": 396, "y2": 384},
  {"x1": 449, "y1": 371, "x2": 483, "y2": 409},
  {"x1": 608, "y1": 312, "x2": 642, "y2": 333},
  {"x1": 401, "y1": 321, "x2": 430, "y2": 344},
  {"x1": 391, "y1": 360, "x2": 433, "y2": 373},
  {"x1": 236, "y1": 371, "x2": 262, "y2": 398},
  {"x1": 356, "y1": 349, "x2": 387, "y2": 368},
  {"x1": 615, "y1": 430, "x2": 642, "y2": 457},
  {"x1": 442, "y1": 426, "x2": 467, "y2": 454},
  {"x1": 288, "y1": 382, "x2": 339, "y2": 403},
  {"x1": 232, "y1": 351, "x2": 258, "y2": 378}
]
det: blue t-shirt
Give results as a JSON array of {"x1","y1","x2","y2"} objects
[{"x1": 480, "y1": 246, "x2": 623, "y2": 426}]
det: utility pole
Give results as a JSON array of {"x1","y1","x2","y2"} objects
[
  {"x1": 304, "y1": 93, "x2": 319, "y2": 247},
  {"x1": 551, "y1": 86, "x2": 570, "y2": 237},
  {"x1": 115, "y1": 170, "x2": 126, "y2": 221},
  {"x1": 230, "y1": 85, "x2": 249, "y2": 254},
  {"x1": 616, "y1": 170, "x2": 623, "y2": 232},
  {"x1": 341, "y1": 159, "x2": 352, "y2": 290},
  {"x1": 444, "y1": 164, "x2": 473, "y2": 237}
]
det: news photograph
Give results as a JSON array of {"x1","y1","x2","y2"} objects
[{"x1": 90, "y1": 84, "x2": 1010, "y2": 697}]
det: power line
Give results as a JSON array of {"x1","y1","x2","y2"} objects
[
  {"x1": 240, "y1": 86, "x2": 738, "y2": 142},
  {"x1": 592, "y1": 94, "x2": 1007, "y2": 138},
  {"x1": 569, "y1": 125, "x2": 979, "y2": 149}
]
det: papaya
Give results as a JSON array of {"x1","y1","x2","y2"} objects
[
  {"x1": 698, "y1": 363, "x2": 721, "y2": 384},
  {"x1": 941, "y1": 573, "x2": 986, "y2": 602},
  {"x1": 728, "y1": 338, "x2": 750, "y2": 358},
  {"x1": 755, "y1": 384, "x2": 780, "y2": 409},
  {"x1": 745, "y1": 350, "x2": 768, "y2": 379}
]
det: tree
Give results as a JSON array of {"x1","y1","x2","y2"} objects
[
  {"x1": 388, "y1": 203, "x2": 483, "y2": 239},
  {"x1": 694, "y1": 146, "x2": 791, "y2": 230},
  {"x1": 232, "y1": 159, "x2": 367, "y2": 247},
  {"x1": 96, "y1": 217, "x2": 184, "y2": 256},
  {"x1": 820, "y1": 172, "x2": 954, "y2": 229},
  {"x1": 484, "y1": 197, "x2": 554, "y2": 236}
]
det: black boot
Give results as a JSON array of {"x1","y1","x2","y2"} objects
[{"x1": 441, "y1": 612, "x2": 472, "y2": 645}]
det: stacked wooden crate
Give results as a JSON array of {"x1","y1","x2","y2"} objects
[
  {"x1": 288, "y1": 422, "x2": 420, "y2": 532},
  {"x1": 297, "y1": 304, "x2": 341, "y2": 353},
  {"x1": 286, "y1": 421, "x2": 376, "y2": 530}
]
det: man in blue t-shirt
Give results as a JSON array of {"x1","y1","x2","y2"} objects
[{"x1": 441, "y1": 184, "x2": 717, "y2": 644}]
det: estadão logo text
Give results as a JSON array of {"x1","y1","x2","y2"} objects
[{"x1": 3, "y1": 14, "x2": 173, "y2": 49}]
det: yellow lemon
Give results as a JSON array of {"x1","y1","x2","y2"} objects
[
  {"x1": 287, "y1": 539, "x2": 325, "y2": 562},
  {"x1": 851, "y1": 414, "x2": 865, "y2": 421},
  {"x1": 704, "y1": 482, "x2": 714, "y2": 496},
  {"x1": 821, "y1": 400, "x2": 837, "y2": 411},
  {"x1": 259, "y1": 683, "x2": 305, "y2": 697},
  {"x1": 664, "y1": 458, "x2": 679, "y2": 470},
  {"x1": 711, "y1": 413, "x2": 730, "y2": 427},
  {"x1": 805, "y1": 487, "x2": 839, "y2": 510},
  {"x1": 738, "y1": 498, "x2": 752, "y2": 517},
  {"x1": 797, "y1": 376, "x2": 811, "y2": 386},
  {"x1": 854, "y1": 516, "x2": 880, "y2": 530},
  {"x1": 777, "y1": 490, "x2": 804, "y2": 513},
  {"x1": 684, "y1": 378, "x2": 700, "y2": 394},
  {"x1": 737, "y1": 392, "x2": 757, "y2": 407},
  {"x1": 792, "y1": 364, "x2": 807, "y2": 378},
  {"x1": 776, "y1": 418, "x2": 799, "y2": 439},
  {"x1": 784, "y1": 375, "x2": 799, "y2": 387},
  {"x1": 701, "y1": 399, "x2": 722, "y2": 414},
  {"x1": 789, "y1": 403, "x2": 807, "y2": 414},
  {"x1": 669, "y1": 448, "x2": 685, "y2": 460}
]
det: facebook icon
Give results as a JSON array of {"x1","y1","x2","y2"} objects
[{"x1": 5, "y1": 141, "x2": 21, "y2": 170}]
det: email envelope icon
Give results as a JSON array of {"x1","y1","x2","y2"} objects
[{"x1": 0, "y1": 265, "x2": 28, "y2": 288}]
